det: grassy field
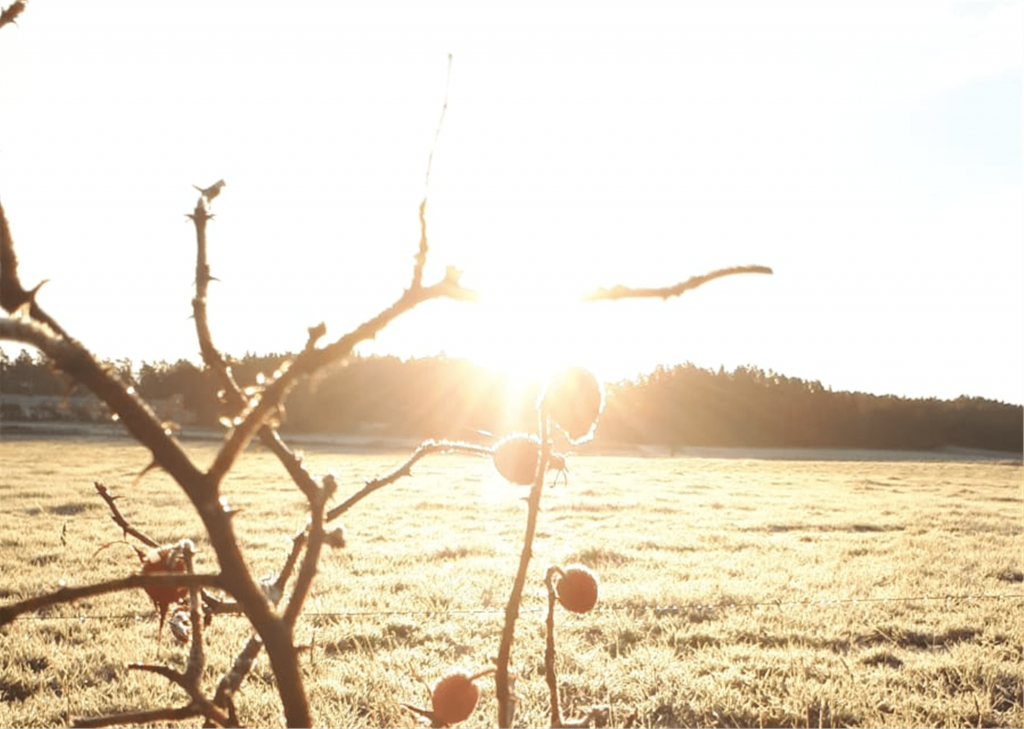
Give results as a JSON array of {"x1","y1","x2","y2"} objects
[{"x1": 0, "y1": 437, "x2": 1021, "y2": 728}]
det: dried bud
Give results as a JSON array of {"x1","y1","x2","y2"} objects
[
  {"x1": 324, "y1": 527, "x2": 346, "y2": 549},
  {"x1": 168, "y1": 605, "x2": 191, "y2": 645}
]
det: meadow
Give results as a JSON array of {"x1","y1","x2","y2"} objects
[{"x1": 0, "y1": 436, "x2": 1021, "y2": 728}]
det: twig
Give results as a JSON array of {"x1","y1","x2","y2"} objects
[
  {"x1": 181, "y1": 542, "x2": 206, "y2": 687},
  {"x1": 206, "y1": 269, "x2": 477, "y2": 485},
  {"x1": 93, "y1": 481, "x2": 160, "y2": 549},
  {"x1": 71, "y1": 705, "x2": 210, "y2": 729},
  {"x1": 206, "y1": 524, "x2": 312, "y2": 719},
  {"x1": 76, "y1": 544, "x2": 228, "y2": 729},
  {"x1": 281, "y1": 475, "x2": 335, "y2": 627},
  {"x1": 0, "y1": 573, "x2": 222, "y2": 626},
  {"x1": 0, "y1": 318, "x2": 213, "y2": 519},
  {"x1": 411, "y1": 53, "x2": 453, "y2": 291},
  {"x1": 128, "y1": 662, "x2": 186, "y2": 687},
  {"x1": 0, "y1": 201, "x2": 70, "y2": 337},
  {"x1": 326, "y1": 439, "x2": 491, "y2": 521},
  {"x1": 581, "y1": 264, "x2": 773, "y2": 301},
  {"x1": 187, "y1": 188, "x2": 325, "y2": 505},
  {"x1": 544, "y1": 566, "x2": 562, "y2": 728},
  {"x1": 212, "y1": 634, "x2": 263, "y2": 722},
  {"x1": 188, "y1": 192, "x2": 240, "y2": 405},
  {"x1": 495, "y1": 407, "x2": 552, "y2": 728},
  {"x1": 0, "y1": 1, "x2": 27, "y2": 30}
]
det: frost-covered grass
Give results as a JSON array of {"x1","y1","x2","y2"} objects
[{"x1": 1, "y1": 438, "x2": 1021, "y2": 727}]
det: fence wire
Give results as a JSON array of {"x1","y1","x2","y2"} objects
[{"x1": 11, "y1": 591, "x2": 1023, "y2": 623}]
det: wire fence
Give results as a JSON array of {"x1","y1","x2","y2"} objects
[{"x1": 13, "y1": 591, "x2": 1023, "y2": 623}]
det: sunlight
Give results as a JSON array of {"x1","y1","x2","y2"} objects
[{"x1": 465, "y1": 290, "x2": 583, "y2": 386}]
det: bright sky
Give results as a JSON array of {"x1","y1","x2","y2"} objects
[{"x1": 1, "y1": 1, "x2": 1021, "y2": 404}]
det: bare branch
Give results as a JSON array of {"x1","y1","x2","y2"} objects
[
  {"x1": 181, "y1": 542, "x2": 206, "y2": 687},
  {"x1": 0, "y1": 573, "x2": 222, "y2": 626},
  {"x1": 496, "y1": 408, "x2": 552, "y2": 728},
  {"x1": 188, "y1": 191, "x2": 240, "y2": 400},
  {"x1": 282, "y1": 475, "x2": 335, "y2": 627},
  {"x1": 206, "y1": 273, "x2": 477, "y2": 485},
  {"x1": 71, "y1": 704, "x2": 208, "y2": 729},
  {"x1": 0, "y1": 1, "x2": 26, "y2": 32},
  {"x1": 0, "y1": 202, "x2": 69, "y2": 337},
  {"x1": 128, "y1": 662, "x2": 187, "y2": 688},
  {"x1": 0, "y1": 317, "x2": 213, "y2": 518},
  {"x1": 326, "y1": 439, "x2": 491, "y2": 522},
  {"x1": 205, "y1": 526, "x2": 310, "y2": 712},
  {"x1": 581, "y1": 264, "x2": 773, "y2": 302},
  {"x1": 411, "y1": 53, "x2": 453, "y2": 291},
  {"x1": 94, "y1": 481, "x2": 160, "y2": 549},
  {"x1": 213, "y1": 635, "x2": 263, "y2": 717},
  {"x1": 2, "y1": 206, "x2": 309, "y2": 725},
  {"x1": 544, "y1": 566, "x2": 562, "y2": 728}
]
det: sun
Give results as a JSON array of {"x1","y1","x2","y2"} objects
[
  {"x1": 355, "y1": 245, "x2": 654, "y2": 412},
  {"x1": 462, "y1": 294, "x2": 582, "y2": 385}
]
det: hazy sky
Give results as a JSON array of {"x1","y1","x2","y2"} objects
[{"x1": 1, "y1": 2, "x2": 1021, "y2": 404}]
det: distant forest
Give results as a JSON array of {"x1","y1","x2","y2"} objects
[{"x1": 1, "y1": 348, "x2": 1021, "y2": 454}]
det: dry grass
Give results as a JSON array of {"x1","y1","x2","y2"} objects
[{"x1": 0, "y1": 436, "x2": 1021, "y2": 728}]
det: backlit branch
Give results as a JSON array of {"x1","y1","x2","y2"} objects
[
  {"x1": 70, "y1": 705, "x2": 214, "y2": 729},
  {"x1": 326, "y1": 438, "x2": 491, "y2": 522},
  {"x1": 581, "y1": 264, "x2": 773, "y2": 301},
  {"x1": 94, "y1": 481, "x2": 161, "y2": 549},
  {"x1": 411, "y1": 53, "x2": 452, "y2": 291},
  {"x1": 0, "y1": 203, "x2": 310, "y2": 727},
  {"x1": 495, "y1": 407, "x2": 552, "y2": 728},
  {"x1": 206, "y1": 268, "x2": 477, "y2": 485},
  {"x1": 187, "y1": 186, "x2": 322, "y2": 505},
  {"x1": 281, "y1": 475, "x2": 336, "y2": 628},
  {"x1": 188, "y1": 189, "x2": 242, "y2": 407},
  {"x1": 0, "y1": 573, "x2": 222, "y2": 626},
  {"x1": 0, "y1": 1, "x2": 27, "y2": 29},
  {"x1": 0, "y1": 200, "x2": 68, "y2": 337}
]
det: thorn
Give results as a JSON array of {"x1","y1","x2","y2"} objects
[
  {"x1": 306, "y1": 322, "x2": 327, "y2": 350},
  {"x1": 193, "y1": 179, "x2": 226, "y2": 201},
  {"x1": 0, "y1": 1, "x2": 27, "y2": 28},
  {"x1": 12, "y1": 279, "x2": 49, "y2": 319},
  {"x1": 131, "y1": 460, "x2": 161, "y2": 489}
]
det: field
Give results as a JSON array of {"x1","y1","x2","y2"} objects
[{"x1": 1, "y1": 437, "x2": 1021, "y2": 728}]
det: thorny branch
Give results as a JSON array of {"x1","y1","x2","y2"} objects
[
  {"x1": 70, "y1": 705, "x2": 215, "y2": 729},
  {"x1": 2, "y1": 192, "x2": 773, "y2": 728},
  {"x1": 412, "y1": 53, "x2": 452, "y2": 291},
  {"x1": 325, "y1": 438, "x2": 491, "y2": 521},
  {"x1": 204, "y1": 265, "x2": 477, "y2": 486},
  {"x1": 495, "y1": 407, "x2": 553, "y2": 728},
  {"x1": 0, "y1": 573, "x2": 222, "y2": 626},
  {"x1": 83, "y1": 544, "x2": 237, "y2": 729},
  {"x1": 544, "y1": 566, "x2": 563, "y2": 728},
  {"x1": 93, "y1": 481, "x2": 161, "y2": 549},
  {"x1": 0, "y1": 201, "x2": 68, "y2": 337},
  {"x1": 281, "y1": 474, "x2": 336, "y2": 628},
  {"x1": 0, "y1": 9, "x2": 779, "y2": 724},
  {"x1": 187, "y1": 191, "x2": 320, "y2": 503},
  {"x1": 178, "y1": 182, "x2": 475, "y2": 726},
  {"x1": 0, "y1": 0, "x2": 26, "y2": 29},
  {"x1": 581, "y1": 264, "x2": 773, "y2": 301}
]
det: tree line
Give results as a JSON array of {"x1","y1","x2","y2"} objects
[{"x1": 2, "y1": 347, "x2": 1021, "y2": 453}]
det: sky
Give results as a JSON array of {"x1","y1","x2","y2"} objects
[{"x1": 1, "y1": 1, "x2": 1021, "y2": 404}]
